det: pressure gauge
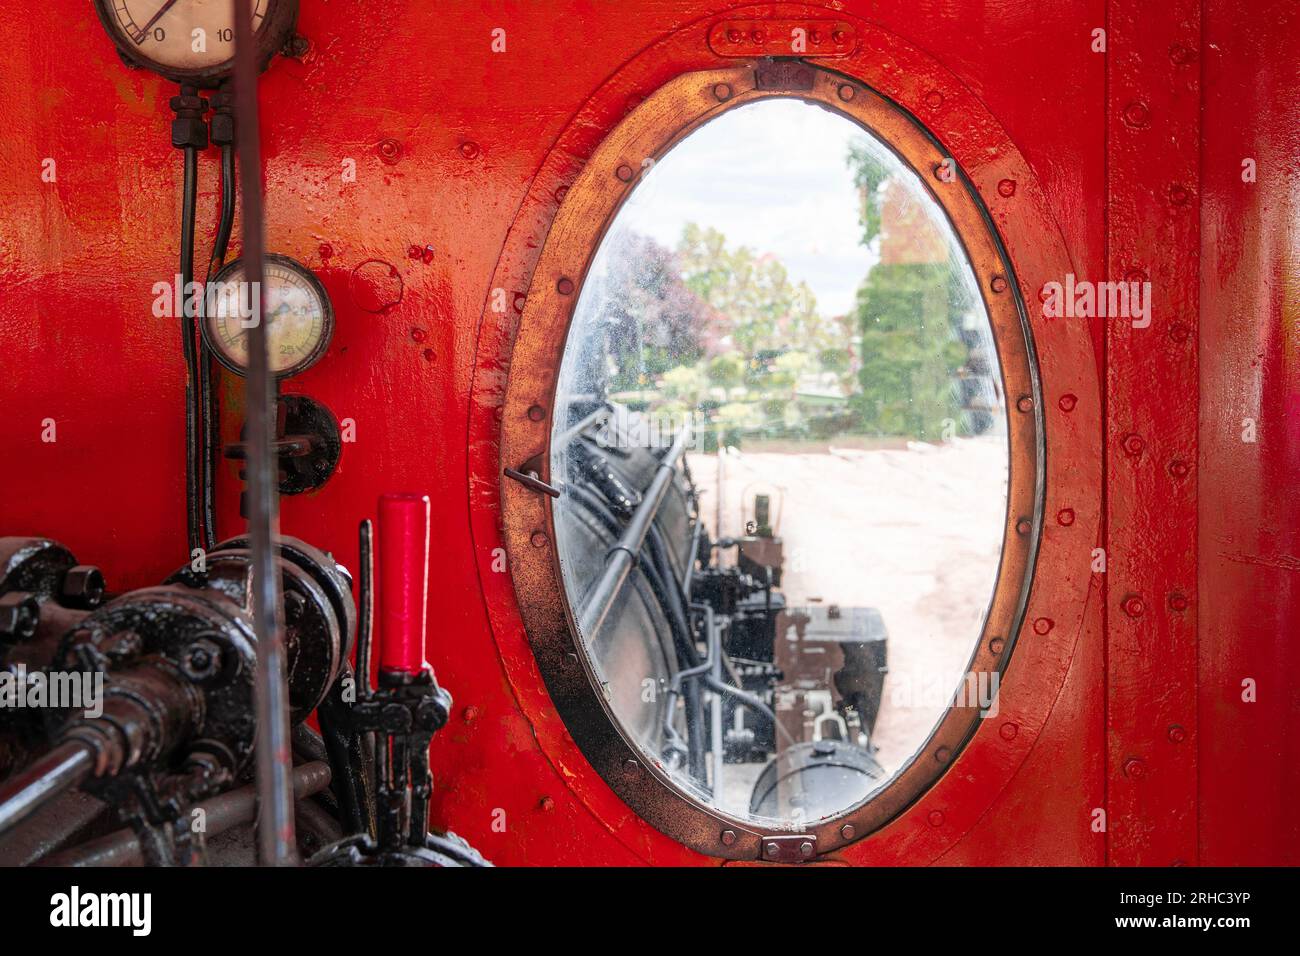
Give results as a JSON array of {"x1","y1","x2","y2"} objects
[
  {"x1": 203, "y1": 254, "x2": 334, "y2": 379},
  {"x1": 93, "y1": 0, "x2": 299, "y2": 86}
]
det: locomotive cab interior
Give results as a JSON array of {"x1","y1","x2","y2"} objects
[{"x1": 0, "y1": 0, "x2": 1295, "y2": 900}]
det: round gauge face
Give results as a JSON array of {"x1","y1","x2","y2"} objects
[
  {"x1": 204, "y1": 255, "x2": 333, "y2": 379},
  {"x1": 95, "y1": 0, "x2": 292, "y2": 83}
]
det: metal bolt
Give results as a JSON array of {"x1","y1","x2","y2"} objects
[
  {"x1": 1000, "y1": 722, "x2": 1018, "y2": 740},
  {"x1": 799, "y1": 841, "x2": 814, "y2": 858},
  {"x1": 539, "y1": 796, "x2": 555, "y2": 812},
  {"x1": 1057, "y1": 508, "x2": 1076, "y2": 526},
  {"x1": 459, "y1": 141, "x2": 480, "y2": 160},
  {"x1": 726, "y1": 29, "x2": 742, "y2": 43},
  {"x1": 463, "y1": 705, "x2": 480, "y2": 723},
  {"x1": 934, "y1": 746, "x2": 951, "y2": 764},
  {"x1": 527, "y1": 404, "x2": 545, "y2": 422},
  {"x1": 60, "y1": 565, "x2": 105, "y2": 609},
  {"x1": 530, "y1": 531, "x2": 548, "y2": 548},
  {"x1": 181, "y1": 637, "x2": 223, "y2": 681},
  {"x1": 1168, "y1": 459, "x2": 1190, "y2": 479},
  {"x1": 1169, "y1": 322, "x2": 1190, "y2": 344},
  {"x1": 615, "y1": 164, "x2": 634, "y2": 182},
  {"x1": 840, "y1": 823, "x2": 855, "y2": 840},
  {"x1": 1122, "y1": 595, "x2": 1146, "y2": 618},
  {"x1": 282, "y1": 33, "x2": 310, "y2": 58},
  {"x1": 765, "y1": 841, "x2": 779, "y2": 858},
  {"x1": 1033, "y1": 617, "x2": 1054, "y2": 635},
  {"x1": 377, "y1": 139, "x2": 401, "y2": 163},
  {"x1": 554, "y1": 184, "x2": 569, "y2": 202},
  {"x1": 988, "y1": 636, "x2": 1005, "y2": 655},
  {"x1": 1122, "y1": 433, "x2": 1145, "y2": 456},
  {"x1": 831, "y1": 29, "x2": 848, "y2": 44},
  {"x1": 997, "y1": 179, "x2": 1017, "y2": 197},
  {"x1": 1123, "y1": 757, "x2": 1146, "y2": 779},
  {"x1": 990, "y1": 275, "x2": 1008, "y2": 293},
  {"x1": 720, "y1": 829, "x2": 737, "y2": 846},
  {"x1": 622, "y1": 758, "x2": 640, "y2": 777},
  {"x1": 924, "y1": 90, "x2": 944, "y2": 109},
  {"x1": 556, "y1": 277, "x2": 575, "y2": 296},
  {"x1": 1058, "y1": 393, "x2": 1078, "y2": 412},
  {"x1": 1016, "y1": 518, "x2": 1032, "y2": 535},
  {"x1": 1015, "y1": 395, "x2": 1033, "y2": 413},
  {"x1": 837, "y1": 84, "x2": 855, "y2": 102},
  {"x1": 1167, "y1": 725, "x2": 1187, "y2": 744},
  {"x1": 1122, "y1": 101, "x2": 1150, "y2": 128},
  {"x1": 1168, "y1": 592, "x2": 1189, "y2": 612},
  {"x1": 927, "y1": 810, "x2": 945, "y2": 827},
  {"x1": 713, "y1": 83, "x2": 733, "y2": 102}
]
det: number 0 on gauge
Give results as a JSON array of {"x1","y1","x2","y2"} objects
[{"x1": 203, "y1": 254, "x2": 334, "y2": 380}]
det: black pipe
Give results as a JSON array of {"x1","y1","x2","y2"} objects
[
  {"x1": 569, "y1": 478, "x2": 706, "y2": 781},
  {"x1": 180, "y1": 141, "x2": 204, "y2": 555},
  {"x1": 197, "y1": 140, "x2": 237, "y2": 549},
  {"x1": 578, "y1": 426, "x2": 692, "y2": 639}
]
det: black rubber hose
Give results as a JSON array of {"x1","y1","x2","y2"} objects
[
  {"x1": 180, "y1": 144, "x2": 203, "y2": 554},
  {"x1": 198, "y1": 142, "x2": 237, "y2": 548}
]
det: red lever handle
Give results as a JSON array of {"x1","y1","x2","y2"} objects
[{"x1": 377, "y1": 493, "x2": 430, "y2": 678}]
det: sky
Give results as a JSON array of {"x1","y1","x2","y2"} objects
[{"x1": 608, "y1": 98, "x2": 888, "y2": 318}]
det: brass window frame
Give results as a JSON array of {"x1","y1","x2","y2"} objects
[{"x1": 498, "y1": 62, "x2": 1044, "y2": 861}]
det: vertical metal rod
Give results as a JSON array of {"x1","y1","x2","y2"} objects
[
  {"x1": 356, "y1": 519, "x2": 374, "y2": 696},
  {"x1": 708, "y1": 608, "x2": 723, "y2": 795},
  {"x1": 232, "y1": 0, "x2": 296, "y2": 866}
]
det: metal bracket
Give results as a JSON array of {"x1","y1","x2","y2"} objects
[
  {"x1": 760, "y1": 834, "x2": 818, "y2": 862},
  {"x1": 707, "y1": 20, "x2": 857, "y2": 59},
  {"x1": 755, "y1": 59, "x2": 818, "y2": 92}
]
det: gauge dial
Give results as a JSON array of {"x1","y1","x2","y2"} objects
[
  {"x1": 203, "y1": 255, "x2": 334, "y2": 379},
  {"x1": 94, "y1": 0, "x2": 297, "y2": 85}
]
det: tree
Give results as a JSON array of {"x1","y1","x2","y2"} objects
[
  {"x1": 599, "y1": 230, "x2": 714, "y2": 390},
  {"x1": 675, "y1": 224, "x2": 818, "y2": 364},
  {"x1": 847, "y1": 138, "x2": 890, "y2": 246},
  {"x1": 845, "y1": 140, "x2": 977, "y2": 438}
]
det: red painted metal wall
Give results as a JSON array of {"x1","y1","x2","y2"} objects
[{"x1": 0, "y1": 0, "x2": 1294, "y2": 865}]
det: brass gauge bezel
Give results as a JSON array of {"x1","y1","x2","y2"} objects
[
  {"x1": 201, "y1": 254, "x2": 334, "y2": 380},
  {"x1": 93, "y1": 0, "x2": 299, "y2": 86}
]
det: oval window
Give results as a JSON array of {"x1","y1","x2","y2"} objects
[
  {"x1": 498, "y1": 66, "x2": 1043, "y2": 856},
  {"x1": 547, "y1": 96, "x2": 1010, "y2": 831}
]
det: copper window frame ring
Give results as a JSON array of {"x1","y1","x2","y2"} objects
[{"x1": 498, "y1": 64, "x2": 1044, "y2": 861}]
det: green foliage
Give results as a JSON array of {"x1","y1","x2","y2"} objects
[
  {"x1": 676, "y1": 224, "x2": 826, "y2": 362},
  {"x1": 846, "y1": 138, "x2": 890, "y2": 246},
  {"x1": 852, "y1": 262, "x2": 966, "y2": 438},
  {"x1": 706, "y1": 352, "x2": 745, "y2": 390}
]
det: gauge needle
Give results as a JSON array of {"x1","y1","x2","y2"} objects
[{"x1": 134, "y1": 0, "x2": 181, "y2": 44}]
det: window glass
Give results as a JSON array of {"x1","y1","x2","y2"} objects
[{"x1": 551, "y1": 100, "x2": 1008, "y2": 826}]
